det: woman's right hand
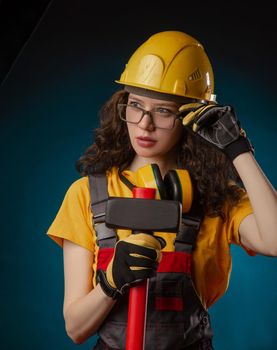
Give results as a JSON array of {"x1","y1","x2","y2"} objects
[{"x1": 98, "y1": 233, "x2": 163, "y2": 298}]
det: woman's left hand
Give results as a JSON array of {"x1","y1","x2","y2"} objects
[{"x1": 180, "y1": 103, "x2": 254, "y2": 161}]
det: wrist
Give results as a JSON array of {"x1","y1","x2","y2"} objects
[
  {"x1": 224, "y1": 136, "x2": 254, "y2": 161},
  {"x1": 97, "y1": 269, "x2": 121, "y2": 300},
  {"x1": 232, "y1": 150, "x2": 255, "y2": 166}
]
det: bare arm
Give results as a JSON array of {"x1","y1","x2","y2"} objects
[
  {"x1": 63, "y1": 239, "x2": 116, "y2": 344},
  {"x1": 233, "y1": 152, "x2": 277, "y2": 256}
]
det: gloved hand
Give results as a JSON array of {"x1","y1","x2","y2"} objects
[
  {"x1": 180, "y1": 103, "x2": 254, "y2": 161},
  {"x1": 97, "y1": 233, "x2": 163, "y2": 299}
]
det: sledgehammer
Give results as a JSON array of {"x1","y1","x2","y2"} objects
[{"x1": 105, "y1": 191, "x2": 181, "y2": 350}]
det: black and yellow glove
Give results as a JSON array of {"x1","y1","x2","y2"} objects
[
  {"x1": 97, "y1": 233, "x2": 163, "y2": 299},
  {"x1": 179, "y1": 103, "x2": 254, "y2": 161}
]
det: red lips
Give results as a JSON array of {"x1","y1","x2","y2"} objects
[{"x1": 136, "y1": 136, "x2": 156, "y2": 148}]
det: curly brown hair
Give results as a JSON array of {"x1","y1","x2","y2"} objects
[{"x1": 76, "y1": 90, "x2": 244, "y2": 218}]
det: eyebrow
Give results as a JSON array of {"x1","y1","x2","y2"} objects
[{"x1": 128, "y1": 95, "x2": 179, "y2": 108}]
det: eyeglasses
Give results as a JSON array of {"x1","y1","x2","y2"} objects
[{"x1": 117, "y1": 103, "x2": 182, "y2": 130}]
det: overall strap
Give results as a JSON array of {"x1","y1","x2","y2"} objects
[
  {"x1": 174, "y1": 214, "x2": 202, "y2": 253},
  {"x1": 175, "y1": 184, "x2": 204, "y2": 254},
  {"x1": 89, "y1": 173, "x2": 117, "y2": 248}
]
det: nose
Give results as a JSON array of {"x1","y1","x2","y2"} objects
[{"x1": 137, "y1": 111, "x2": 155, "y2": 131}]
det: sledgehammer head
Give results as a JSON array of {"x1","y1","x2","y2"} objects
[{"x1": 105, "y1": 197, "x2": 181, "y2": 232}]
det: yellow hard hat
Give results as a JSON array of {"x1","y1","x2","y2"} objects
[{"x1": 116, "y1": 31, "x2": 216, "y2": 102}]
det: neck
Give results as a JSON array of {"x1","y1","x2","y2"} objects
[{"x1": 129, "y1": 155, "x2": 178, "y2": 178}]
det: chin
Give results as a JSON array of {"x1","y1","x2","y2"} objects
[{"x1": 135, "y1": 149, "x2": 159, "y2": 158}]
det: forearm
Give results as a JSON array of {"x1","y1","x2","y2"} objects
[
  {"x1": 233, "y1": 152, "x2": 277, "y2": 250},
  {"x1": 64, "y1": 283, "x2": 116, "y2": 344}
]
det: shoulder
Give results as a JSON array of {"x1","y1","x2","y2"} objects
[
  {"x1": 64, "y1": 176, "x2": 90, "y2": 205},
  {"x1": 67, "y1": 170, "x2": 115, "y2": 200},
  {"x1": 225, "y1": 187, "x2": 252, "y2": 217},
  {"x1": 68, "y1": 176, "x2": 89, "y2": 193},
  {"x1": 223, "y1": 187, "x2": 254, "y2": 245}
]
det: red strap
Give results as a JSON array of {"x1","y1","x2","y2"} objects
[
  {"x1": 97, "y1": 248, "x2": 114, "y2": 270},
  {"x1": 157, "y1": 251, "x2": 191, "y2": 274},
  {"x1": 97, "y1": 249, "x2": 191, "y2": 274}
]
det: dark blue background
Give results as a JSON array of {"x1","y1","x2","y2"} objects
[{"x1": 1, "y1": 1, "x2": 276, "y2": 349}]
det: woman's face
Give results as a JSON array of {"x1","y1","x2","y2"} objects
[{"x1": 126, "y1": 93, "x2": 184, "y2": 163}]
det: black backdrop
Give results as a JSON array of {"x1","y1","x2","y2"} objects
[{"x1": 1, "y1": 1, "x2": 276, "y2": 349}]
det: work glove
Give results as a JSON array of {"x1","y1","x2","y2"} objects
[
  {"x1": 97, "y1": 233, "x2": 163, "y2": 299},
  {"x1": 180, "y1": 103, "x2": 254, "y2": 161}
]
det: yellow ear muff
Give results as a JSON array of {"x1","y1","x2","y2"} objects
[{"x1": 136, "y1": 164, "x2": 193, "y2": 212}]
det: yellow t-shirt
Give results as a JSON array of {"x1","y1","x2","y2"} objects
[{"x1": 47, "y1": 166, "x2": 254, "y2": 309}]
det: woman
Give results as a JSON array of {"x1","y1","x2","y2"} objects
[{"x1": 47, "y1": 31, "x2": 277, "y2": 349}]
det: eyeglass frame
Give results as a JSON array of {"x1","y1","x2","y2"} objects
[{"x1": 117, "y1": 103, "x2": 184, "y2": 130}]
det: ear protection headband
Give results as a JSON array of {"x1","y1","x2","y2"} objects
[{"x1": 136, "y1": 163, "x2": 193, "y2": 213}]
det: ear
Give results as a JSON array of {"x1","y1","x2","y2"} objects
[{"x1": 164, "y1": 169, "x2": 193, "y2": 213}]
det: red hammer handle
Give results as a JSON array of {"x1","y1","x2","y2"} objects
[{"x1": 125, "y1": 187, "x2": 156, "y2": 350}]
